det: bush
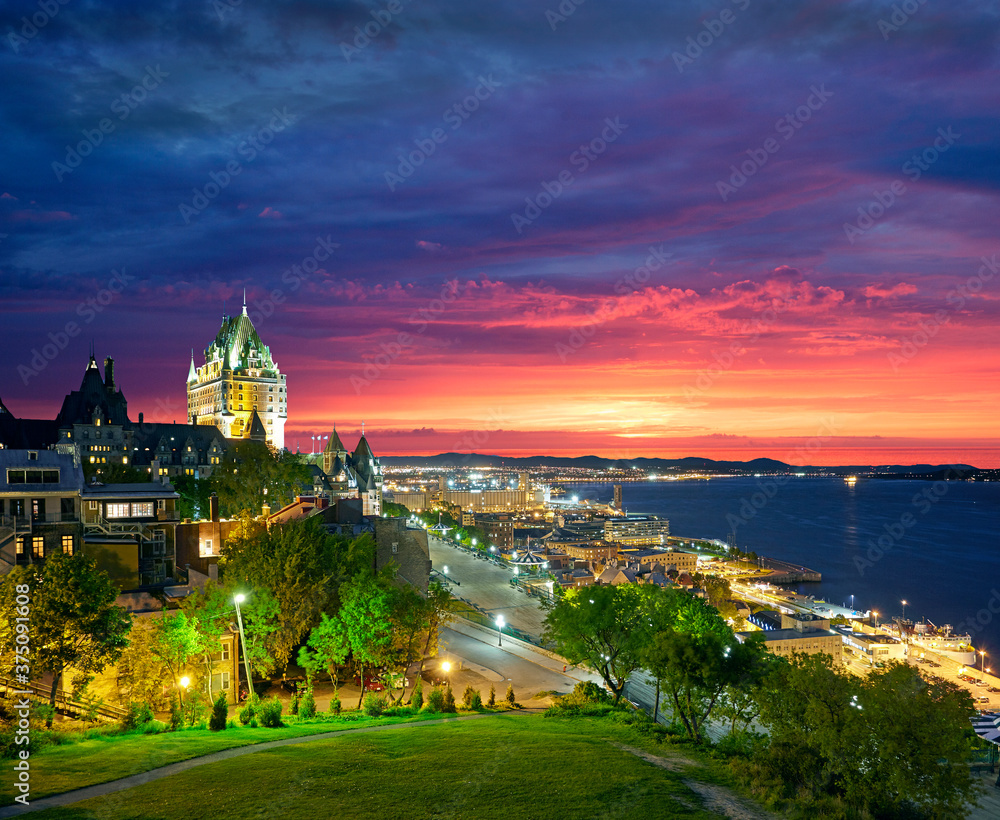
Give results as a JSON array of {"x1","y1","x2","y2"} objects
[
  {"x1": 299, "y1": 688, "x2": 316, "y2": 719},
  {"x1": 425, "y1": 687, "x2": 445, "y2": 713},
  {"x1": 184, "y1": 692, "x2": 207, "y2": 727},
  {"x1": 289, "y1": 688, "x2": 300, "y2": 716},
  {"x1": 487, "y1": 684, "x2": 496, "y2": 708},
  {"x1": 462, "y1": 686, "x2": 482, "y2": 710},
  {"x1": 442, "y1": 686, "x2": 457, "y2": 713},
  {"x1": 141, "y1": 719, "x2": 168, "y2": 734},
  {"x1": 238, "y1": 701, "x2": 255, "y2": 726},
  {"x1": 329, "y1": 691, "x2": 342, "y2": 716},
  {"x1": 410, "y1": 682, "x2": 424, "y2": 711},
  {"x1": 122, "y1": 702, "x2": 154, "y2": 731},
  {"x1": 257, "y1": 697, "x2": 283, "y2": 728},
  {"x1": 169, "y1": 695, "x2": 183, "y2": 731},
  {"x1": 363, "y1": 693, "x2": 388, "y2": 717},
  {"x1": 505, "y1": 684, "x2": 518, "y2": 708},
  {"x1": 209, "y1": 694, "x2": 228, "y2": 732}
]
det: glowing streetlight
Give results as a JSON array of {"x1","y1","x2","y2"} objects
[
  {"x1": 901, "y1": 599, "x2": 908, "y2": 620},
  {"x1": 981, "y1": 650, "x2": 988, "y2": 675},
  {"x1": 443, "y1": 565, "x2": 449, "y2": 576},
  {"x1": 441, "y1": 660, "x2": 451, "y2": 687},
  {"x1": 178, "y1": 675, "x2": 191, "y2": 705},
  {"x1": 546, "y1": 580, "x2": 554, "y2": 599},
  {"x1": 233, "y1": 593, "x2": 255, "y2": 703},
  {"x1": 496, "y1": 615, "x2": 505, "y2": 646}
]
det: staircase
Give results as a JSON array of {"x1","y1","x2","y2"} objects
[
  {"x1": 0, "y1": 676, "x2": 128, "y2": 722},
  {"x1": 0, "y1": 515, "x2": 27, "y2": 573}
]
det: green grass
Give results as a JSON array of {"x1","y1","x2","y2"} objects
[
  {"x1": 27, "y1": 714, "x2": 732, "y2": 819},
  {"x1": 0, "y1": 710, "x2": 464, "y2": 806}
]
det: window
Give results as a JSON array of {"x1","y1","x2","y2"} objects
[
  {"x1": 88, "y1": 500, "x2": 98, "y2": 511},
  {"x1": 106, "y1": 503, "x2": 130, "y2": 518},
  {"x1": 27, "y1": 451, "x2": 37, "y2": 461},
  {"x1": 132, "y1": 502, "x2": 154, "y2": 517},
  {"x1": 211, "y1": 671, "x2": 231, "y2": 693},
  {"x1": 32, "y1": 536, "x2": 44, "y2": 558},
  {"x1": 221, "y1": 643, "x2": 230, "y2": 662},
  {"x1": 199, "y1": 539, "x2": 214, "y2": 557},
  {"x1": 17, "y1": 537, "x2": 27, "y2": 556},
  {"x1": 62, "y1": 535, "x2": 74, "y2": 555}
]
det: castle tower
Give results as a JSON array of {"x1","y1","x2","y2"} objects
[{"x1": 186, "y1": 298, "x2": 287, "y2": 448}]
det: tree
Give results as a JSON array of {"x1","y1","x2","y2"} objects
[
  {"x1": 543, "y1": 583, "x2": 653, "y2": 704},
  {"x1": 221, "y1": 517, "x2": 374, "y2": 672},
  {"x1": 237, "y1": 587, "x2": 281, "y2": 679},
  {"x1": 212, "y1": 441, "x2": 310, "y2": 517},
  {"x1": 180, "y1": 582, "x2": 232, "y2": 701},
  {"x1": 114, "y1": 617, "x2": 170, "y2": 709},
  {"x1": 414, "y1": 581, "x2": 452, "y2": 681},
  {"x1": 171, "y1": 475, "x2": 213, "y2": 520},
  {"x1": 337, "y1": 573, "x2": 394, "y2": 708},
  {"x1": 385, "y1": 585, "x2": 435, "y2": 703},
  {"x1": 298, "y1": 612, "x2": 350, "y2": 688},
  {"x1": 4, "y1": 555, "x2": 130, "y2": 726},
  {"x1": 643, "y1": 628, "x2": 765, "y2": 742},
  {"x1": 752, "y1": 654, "x2": 977, "y2": 818},
  {"x1": 149, "y1": 611, "x2": 203, "y2": 703}
]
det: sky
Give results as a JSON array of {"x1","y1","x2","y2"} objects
[{"x1": 1, "y1": 0, "x2": 999, "y2": 466}]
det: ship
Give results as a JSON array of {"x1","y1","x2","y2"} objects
[{"x1": 895, "y1": 618, "x2": 977, "y2": 665}]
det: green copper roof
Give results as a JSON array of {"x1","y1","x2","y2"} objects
[{"x1": 204, "y1": 307, "x2": 278, "y2": 373}]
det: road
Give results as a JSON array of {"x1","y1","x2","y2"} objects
[
  {"x1": 429, "y1": 534, "x2": 549, "y2": 638},
  {"x1": 436, "y1": 619, "x2": 602, "y2": 702}
]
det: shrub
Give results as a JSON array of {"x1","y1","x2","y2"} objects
[
  {"x1": 238, "y1": 701, "x2": 255, "y2": 726},
  {"x1": 168, "y1": 695, "x2": 183, "y2": 731},
  {"x1": 410, "y1": 682, "x2": 424, "y2": 711},
  {"x1": 209, "y1": 693, "x2": 228, "y2": 732},
  {"x1": 122, "y1": 702, "x2": 154, "y2": 731},
  {"x1": 487, "y1": 684, "x2": 496, "y2": 708},
  {"x1": 505, "y1": 684, "x2": 517, "y2": 708},
  {"x1": 329, "y1": 691, "x2": 342, "y2": 716},
  {"x1": 142, "y1": 719, "x2": 167, "y2": 734},
  {"x1": 425, "y1": 687, "x2": 445, "y2": 713},
  {"x1": 362, "y1": 693, "x2": 388, "y2": 717},
  {"x1": 299, "y1": 688, "x2": 316, "y2": 719},
  {"x1": 442, "y1": 686, "x2": 457, "y2": 713},
  {"x1": 257, "y1": 697, "x2": 283, "y2": 728},
  {"x1": 185, "y1": 692, "x2": 207, "y2": 727},
  {"x1": 462, "y1": 686, "x2": 482, "y2": 710},
  {"x1": 289, "y1": 688, "x2": 300, "y2": 716}
]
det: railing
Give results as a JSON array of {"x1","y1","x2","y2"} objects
[
  {"x1": 0, "y1": 676, "x2": 128, "y2": 721},
  {"x1": 29, "y1": 512, "x2": 80, "y2": 525},
  {"x1": 86, "y1": 514, "x2": 162, "y2": 541}
]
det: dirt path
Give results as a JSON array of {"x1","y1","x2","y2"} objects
[{"x1": 611, "y1": 742, "x2": 781, "y2": 820}]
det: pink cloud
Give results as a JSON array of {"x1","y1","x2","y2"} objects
[
  {"x1": 863, "y1": 282, "x2": 918, "y2": 299},
  {"x1": 9, "y1": 210, "x2": 73, "y2": 222},
  {"x1": 416, "y1": 240, "x2": 443, "y2": 251},
  {"x1": 258, "y1": 207, "x2": 283, "y2": 219},
  {"x1": 0, "y1": 193, "x2": 17, "y2": 200}
]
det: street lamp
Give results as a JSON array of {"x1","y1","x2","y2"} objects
[
  {"x1": 233, "y1": 593, "x2": 255, "y2": 703},
  {"x1": 546, "y1": 580, "x2": 554, "y2": 599},
  {"x1": 178, "y1": 675, "x2": 190, "y2": 705},
  {"x1": 496, "y1": 615, "x2": 505, "y2": 646},
  {"x1": 849, "y1": 594, "x2": 854, "y2": 612},
  {"x1": 981, "y1": 650, "x2": 988, "y2": 675},
  {"x1": 441, "y1": 661, "x2": 451, "y2": 687},
  {"x1": 901, "y1": 599, "x2": 908, "y2": 620},
  {"x1": 871, "y1": 610, "x2": 879, "y2": 628}
]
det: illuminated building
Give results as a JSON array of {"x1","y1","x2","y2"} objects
[{"x1": 187, "y1": 298, "x2": 287, "y2": 449}]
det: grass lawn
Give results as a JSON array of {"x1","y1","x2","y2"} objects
[
  {"x1": 25, "y1": 714, "x2": 734, "y2": 819},
  {"x1": 0, "y1": 710, "x2": 464, "y2": 807}
]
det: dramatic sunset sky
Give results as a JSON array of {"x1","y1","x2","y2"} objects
[{"x1": 1, "y1": 1, "x2": 998, "y2": 465}]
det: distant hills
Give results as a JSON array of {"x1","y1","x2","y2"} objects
[{"x1": 380, "y1": 453, "x2": 994, "y2": 478}]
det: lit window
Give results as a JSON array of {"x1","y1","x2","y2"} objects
[
  {"x1": 62, "y1": 535, "x2": 74, "y2": 554},
  {"x1": 32, "y1": 536, "x2": 44, "y2": 558}
]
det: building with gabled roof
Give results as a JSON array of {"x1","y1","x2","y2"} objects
[
  {"x1": 187, "y1": 299, "x2": 287, "y2": 448},
  {"x1": 129, "y1": 421, "x2": 229, "y2": 480},
  {"x1": 320, "y1": 425, "x2": 383, "y2": 516}
]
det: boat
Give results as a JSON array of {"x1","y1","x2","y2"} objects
[{"x1": 897, "y1": 619, "x2": 977, "y2": 665}]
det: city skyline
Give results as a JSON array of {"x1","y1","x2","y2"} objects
[{"x1": 2, "y1": 2, "x2": 998, "y2": 466}]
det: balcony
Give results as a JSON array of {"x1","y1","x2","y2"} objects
[{"x1": 156, "y1": 510, "x2": 180, "y2": 522}]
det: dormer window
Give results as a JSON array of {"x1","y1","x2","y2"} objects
[
  {"x1": 27, "y1": 451, "x2": 37, "y2": 461},
  {"x1": 95, "y1": 418, "x2": 101, "y2": 426}
]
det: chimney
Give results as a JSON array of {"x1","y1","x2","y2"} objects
[
  {"x1": 209, "y1": 492, "x2": 220, "y2": 522},
  {"x1": 138, "y1": 412, "x2": 143, "y2": 424},
  {"x1": 104, "y1": 357, "x2": 115, "y2": 390}
]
